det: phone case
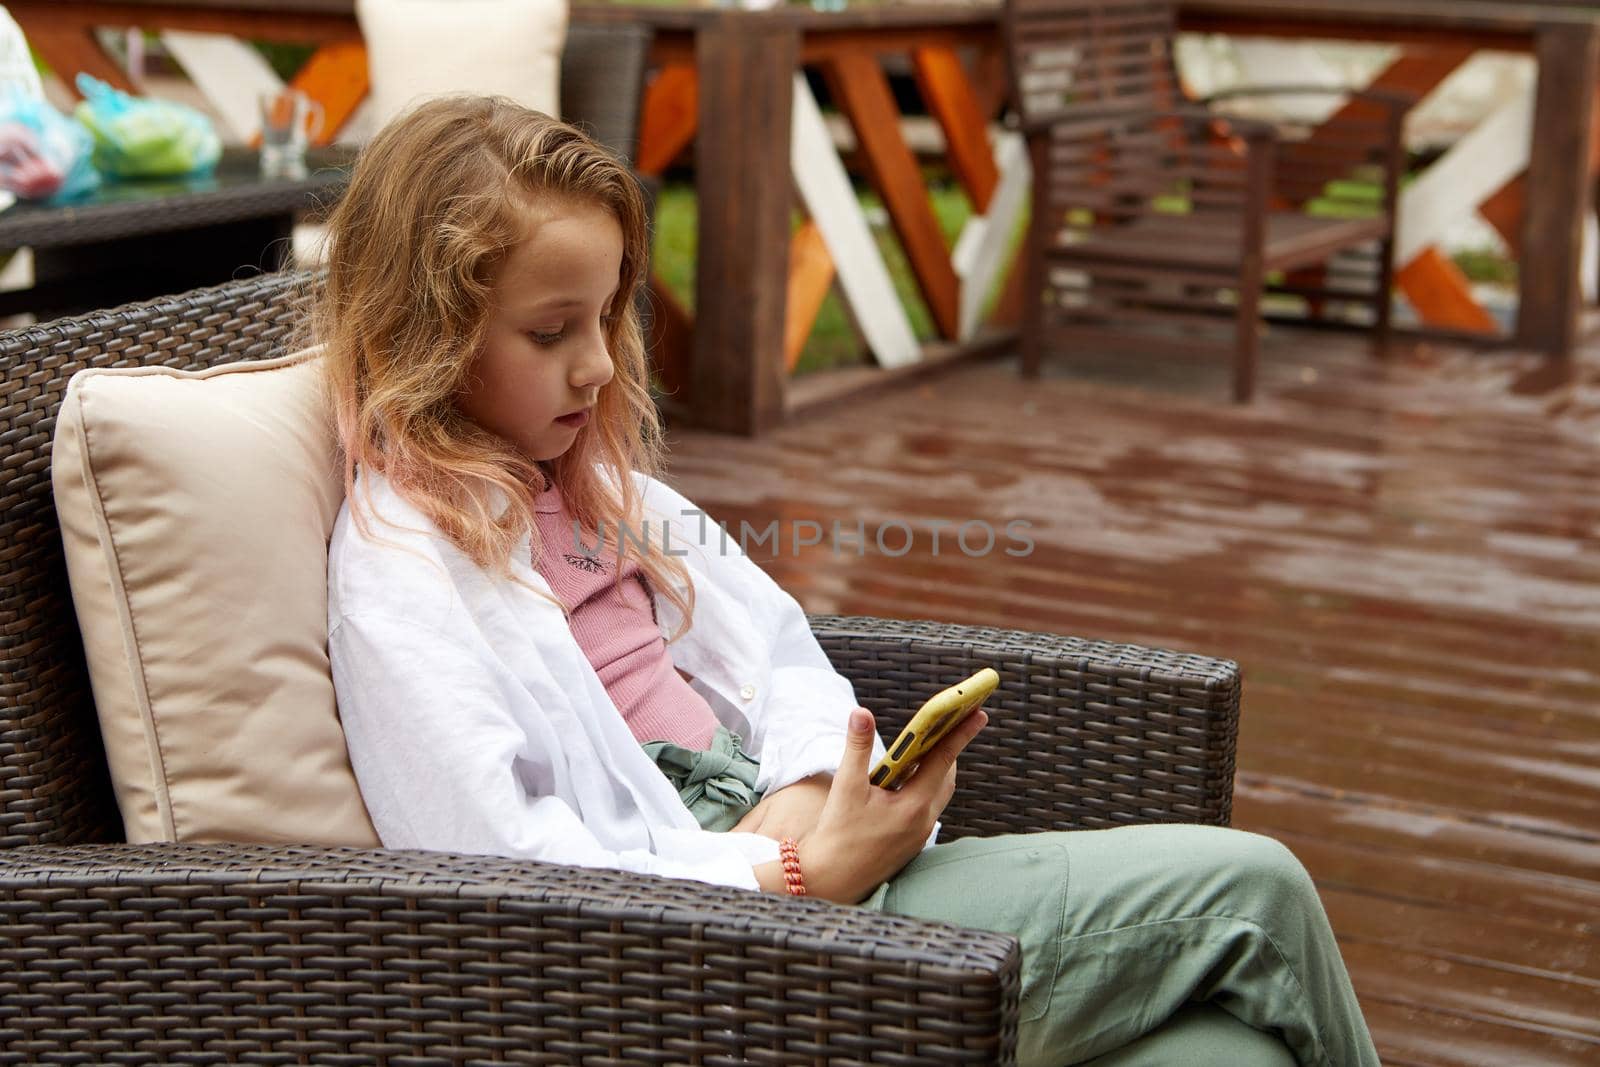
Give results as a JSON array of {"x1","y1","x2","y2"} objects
[{"x1": 869, "y1": 668, "x2": 999, "y2": 789}]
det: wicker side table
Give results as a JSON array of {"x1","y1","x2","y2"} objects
[{"x1": 0, "y1": 145, "x2": 351, "y2": 321}]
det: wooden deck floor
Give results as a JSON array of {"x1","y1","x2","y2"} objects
[{"x1": 658, "y1": 327, "x2": 1600, "y2": 1067}]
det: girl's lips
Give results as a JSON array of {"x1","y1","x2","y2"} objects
[{"x1": 556, "y1": 409, "x2": 590, "y2": 428}]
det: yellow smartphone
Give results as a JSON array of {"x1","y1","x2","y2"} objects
[{"x1": 869, "y1": 668, "x2": 999, "y2": 789}]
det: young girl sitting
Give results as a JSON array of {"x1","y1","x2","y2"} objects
[{"x1": 321, "y1": 95, "x2": 1381, "y2": 1067}]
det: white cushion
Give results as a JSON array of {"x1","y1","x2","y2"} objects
[
  {"x1": 356, "y1": 0, "x2": 568, "y2": 129},
  {"x1": 51, "y1": 348, "x2": 381, "y2": 847}
]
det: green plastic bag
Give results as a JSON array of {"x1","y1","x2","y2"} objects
[{"x1": 73, "y1": 73, "x2": 221, "y2": 180}]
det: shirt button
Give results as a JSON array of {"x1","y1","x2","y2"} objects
[{"x1": 739, "y1": 684, "x2": 756, "y2": 701}]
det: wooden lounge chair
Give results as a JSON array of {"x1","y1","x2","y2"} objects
[
  {"x1": 0, "y1": 272, "x2": 1241, "y2": 1063},
  {"x1": 1005, "y1": 0, "x2": 1413, "y2": 401}
]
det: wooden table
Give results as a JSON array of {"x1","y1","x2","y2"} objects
[
  {"x1": 10, "y1": 0, "x2": 1600, "y2": 429},
  {"x1": 0, "y1": 145, "x2": 350, "y2": 320}
]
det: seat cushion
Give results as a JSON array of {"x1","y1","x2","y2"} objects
[{"x1": 51, "y1": 348, "x2": 380, "y2": 847}]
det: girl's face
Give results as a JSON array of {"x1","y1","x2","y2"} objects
[{"x1": 459, "y1": 198, "x2": 622, "y2": 463}]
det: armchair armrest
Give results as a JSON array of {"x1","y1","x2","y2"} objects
[
  {"x1": 0, "y1": 841, "x2": 1020, "y2": 1063},
  {"x1": 1019, "y1": 103, "x2": 1278, "y2": 144},
  {"x1": 1198, "y1": 84, "x2": 1418, "y2": 117},
  {"x1": 1196, "y1": 85, "x2": 1413, "y2": 216},
  {"x1": 809, "y1": 615, "x2": 1240, "y2": 835}
]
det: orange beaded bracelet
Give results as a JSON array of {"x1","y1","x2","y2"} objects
[{"x1": 779, "y1": 836, "x2": 806, "y2": 896}]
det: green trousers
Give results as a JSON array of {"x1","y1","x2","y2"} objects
[{"x1": 648, "y1": 728, "x2": 1379, "y2": 1067}]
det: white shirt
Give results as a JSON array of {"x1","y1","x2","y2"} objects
[{"x1": 327, "y1": 464, "x2": 891, "y2": 891}]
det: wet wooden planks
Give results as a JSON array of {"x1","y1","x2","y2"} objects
[{"x1": 661, "y1": 328, "x2": 1600, "y2": 1066}]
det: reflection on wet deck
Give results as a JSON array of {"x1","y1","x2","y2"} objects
[{"x1": 660, "y1": 330, "x2": 1600, "y2": 1067}]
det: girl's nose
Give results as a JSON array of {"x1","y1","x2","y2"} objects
[{"x1": 575, "y1": 336, "x2": 615, "y2": 391}]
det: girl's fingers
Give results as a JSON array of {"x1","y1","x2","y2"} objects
[
  {"x1": 906, "y1": 709, "x2": 988, "y2": 792},
  {"x1": 937, "y1": 708, "x2": 988, "y2": 763},
  {"x1": 832, "y1": 707, "x2": 877, "y2": 792}
]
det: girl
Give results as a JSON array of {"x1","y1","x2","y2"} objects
[{"x1": 320, "y1": 95, "x2": 1381, "y2": 1067}]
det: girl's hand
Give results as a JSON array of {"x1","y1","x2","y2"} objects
[
  {"x1": 755, "y1": 705, "x2": 987, "y2": 904},
  {"x1": 731, "y1": 773, "x2": 831, "y2": 841}
]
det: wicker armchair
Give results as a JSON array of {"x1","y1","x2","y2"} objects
[
  {"x1": 0, "y1": 273, "x2": 1241, "y2": 1064},
  {"x1": 1006, "y1": 0, "x2": 1412, "y2": 402},
  {"x1": 561, "y1": 21, "x2": 652, "y2": 165}
]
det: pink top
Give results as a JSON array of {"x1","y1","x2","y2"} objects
[{"x1": 530, "y1": 477, "x2": 720, "y2": 751}]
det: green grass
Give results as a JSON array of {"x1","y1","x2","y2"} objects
[
  {"x1": 1453, "y1": 244, "x2": 1517, "y2": 286},
  {"x1": 251, "y1": 42, "x2": 319, "y2": 82},
  {"x1": 651, "y1": 173, "x2": 1023, "y2": 375}
]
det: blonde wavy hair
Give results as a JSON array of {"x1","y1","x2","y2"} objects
[{"x1": 315, "y1": 94, "x2": 694, "y2": 638}]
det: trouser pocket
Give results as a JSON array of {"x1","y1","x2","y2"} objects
[{"x1": 871, "y1": 835, "x2": 1070, "y2": 1025}]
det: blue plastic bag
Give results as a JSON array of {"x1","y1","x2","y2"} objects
[
  {"x1": 0, "y1": 85, "x2": 98, "y2": 203},
  {"x1": 73, "y1": 73, "x2": 221, "y2": 180}
]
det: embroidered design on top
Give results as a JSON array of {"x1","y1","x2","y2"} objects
[{"x1": 564, "y1": 553, "x2": 607, "y2": 575}]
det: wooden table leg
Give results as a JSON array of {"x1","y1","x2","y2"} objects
[
  {"x1": 1517, "y1": 20, "x2": 1600, "y2": 361},
  {"x1": 690, "y1": 14, "x2": 796, "y2": 436}
]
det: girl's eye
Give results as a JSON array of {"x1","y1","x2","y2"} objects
[{"x1": 531, "y1": 313, "x2": 617, "y2": 345}]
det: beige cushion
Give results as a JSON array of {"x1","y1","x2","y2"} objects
[
  {"x1": 355, "y1": 0, "x2": 567, "y2": 131},
  {"x1": 52, "y1": 348, "x2": 380, "y2": 847}
]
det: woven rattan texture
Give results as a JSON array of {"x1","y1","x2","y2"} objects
[
  {"x1": 810, "y1": 615, "x2": 1239, "y2": 834},
  {"x1": 0, "y1": 842, "x2": 1020, "y2": 1065},
  {"x1": 0, "y1": 271, "x2": 316, "y2": 849}
]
